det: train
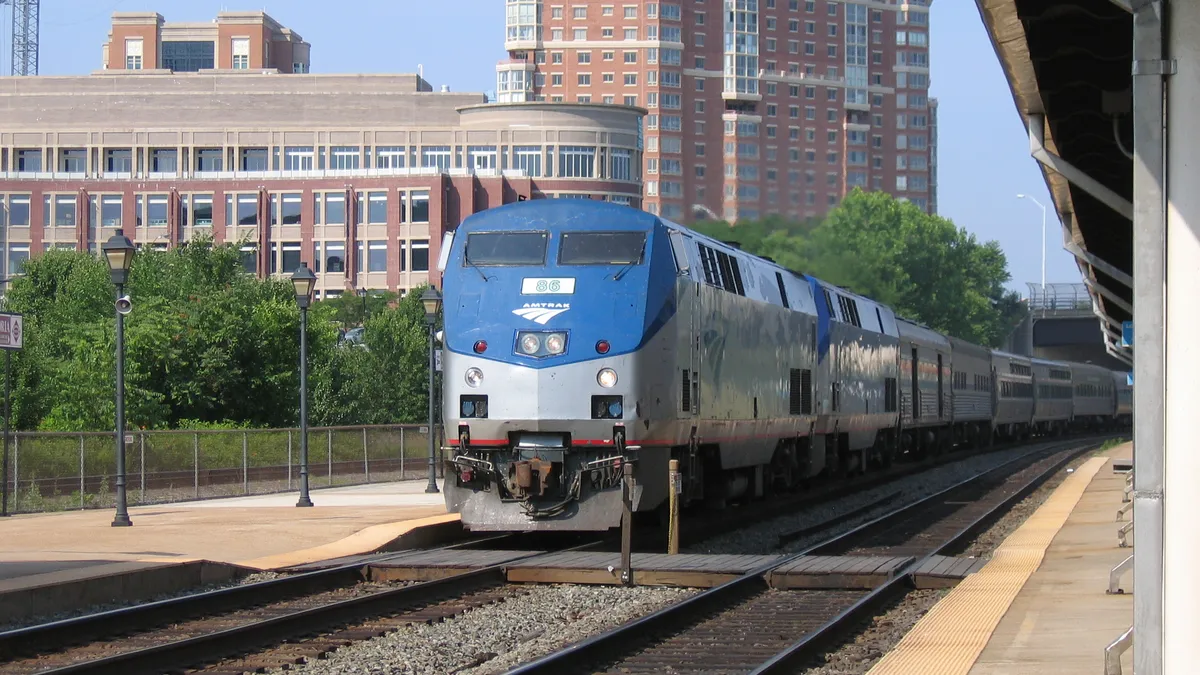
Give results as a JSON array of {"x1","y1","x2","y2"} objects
[{"x1": 437, "y1": 200, "x2": 1133, "y2": 532}]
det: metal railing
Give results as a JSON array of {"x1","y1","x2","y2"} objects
[
  {"x1": 1027, "y1": 282, "x2": 1093, "y2": 314},
  {"x1": 0, "y1": 424, "x2": 443, "y2": 514}
]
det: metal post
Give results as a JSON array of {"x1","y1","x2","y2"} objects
[
  {"x1": 1136, "y1": 1, "x2": 1167, "y2": 672},
  {"x1": 327, "y1": 429, "x2": 332, "y2": 485},
  {"x1": 287, "y1": 430, "x2": 293, "y2": 490},
  {"x1": 296, "y1": 306, "x2": 313, "y2": 507},
  {"x1": 620, "y1": 462, "x2": 634, "y2": 585},
  {"x1": 79, "y1": 435, "x2": 84, "y2": 509},
  {"x1": 193, "y1": 433, "x2": 198, "y2": 499},
  {"x1": 1106, "y1": 625, "x2": 1134, "y2": 675},
  {"x1": 242, "y1": 431, "x2": 248, "y2": 495},
  {"x1": 111, "y1": 283, "x2": 131, "y2": 527},
  {"x1": 668, "y1": 459, "x2": 680, "y2": 554},
  {"x1": 363, "y1": 426, "x2": 369, "y2": 482},
  {"x1": 139, "y1": 433, "x2": 145, "y2": 503},
  {"x1": 400, "y1": 426, "x2": 406, "y2": 476},
  {"x1": 425, "y1": 323, "x2": 439, "y2": 493},
  {"x1": 1, "y1": 350, "x2": 8, "y2": 517}
]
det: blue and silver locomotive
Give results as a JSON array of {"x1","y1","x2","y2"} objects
[{"x1": 438, "y1": 200, "x2": 1131, "y2": 532}]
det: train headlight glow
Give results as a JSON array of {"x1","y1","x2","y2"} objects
[
  {"x1": 465, "y1": 367, "x2": 484, "y2": 388},
  {"x1": 519, "y1": 333, "x2": 541, "y2": 354},
  {"x1": 545, "y1": 333, "x2": 566, "y2": 355},
  {"x1": 597, "y1": 368, "x2": 618, "y2": 388}
]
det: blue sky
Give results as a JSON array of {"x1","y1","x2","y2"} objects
[{"x1": 14, "y1": 0, "x2": 1079, "y2": 295}]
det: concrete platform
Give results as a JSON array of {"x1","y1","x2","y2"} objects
[
  {"x1": 0, "y1": 478, "x2": 459, "y2": 622},
  {"x1": 867, "y1": 443, "x2": 1134, "y2": 675}
]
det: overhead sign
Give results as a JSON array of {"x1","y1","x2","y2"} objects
[
  {"x1": 435, "y1": 349, "x2": 443, "y2": 372},
  {"x1": 0, "y1": 313, "x2": 24, "y2": 350},
  {"x1": 1121, "y1": 320, "x2": 1133, "y2": 348}
]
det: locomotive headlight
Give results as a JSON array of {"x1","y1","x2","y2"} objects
[
  {"x1": 597, "y1": 368, "x2": 618, "y2": 388},
  {"x1": 520, "y1": 333, "x2": 541, "y2": 355},
  {"x1": 545, "y1": 333, "x2": 566, "y2": 355},
  {"x1": 465, "y1": 367, "x2": 484, "y2": 388}
]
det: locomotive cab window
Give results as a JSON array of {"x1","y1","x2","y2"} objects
[
  {"x1": 558, "y1": 231, "x2": 647, "y2": 265},
  {"x1": 464, "y1": 231, "x2": 548, "y2": 266}
]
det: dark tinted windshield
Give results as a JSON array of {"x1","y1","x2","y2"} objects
[
  {"x1": 558, "y1": 231, "x2": 647, "y2": 265},
  {"x1": 465, "y1": 232, "x2": 548, "y2": 266}
]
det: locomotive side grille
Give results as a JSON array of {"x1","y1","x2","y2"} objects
[
  {"x1": 681, "y1": 369, "x2": 691, "y2": 412},
  {"x1": 789, "y1": 368, "x2": 813, "y2": 415}
]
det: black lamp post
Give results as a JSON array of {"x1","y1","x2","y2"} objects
[
  {"x1": 421, "y1": 286, "x2": 443, "y2": 494},
  {"x1": 292, "y1": 262, "x2": 317, "y2": 508},
  {"x1": 357, "y1": 287, "x2": 368, "y2": 325},
  {"x1": 102, "y1": 229, "x2": 136, "y2": 528}
]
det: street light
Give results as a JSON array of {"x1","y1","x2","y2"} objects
[
  {"x1": 291, "y1": 262, "x2": 317, "y2": 508},
  {"x1": 420, "y1": 286, "x2": 443, "y2": 494},
  {"x1": 357, "y1": 287, "x2": 368, "y2": 325},
  {"x1": 1016, "y1": 193, "x2": 1048, "y2": 294},
  {"x1": 102, "y1": 229, "x2": 136, "y2": 528}
]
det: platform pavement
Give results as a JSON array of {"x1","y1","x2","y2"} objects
[
  {"x1": 0, "y1": 478, "x2": 457, "y2": 572},
  {"x1": 867, "y1": 442, "x2": 1134, "y2": 675}
]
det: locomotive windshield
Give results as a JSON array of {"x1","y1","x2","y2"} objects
[
  {"x1": 558, "y1": 231, "x2": 646, "y2": 265},
  {"x1": 464, "y1": 231, "x2": 548, "y2": 266}
]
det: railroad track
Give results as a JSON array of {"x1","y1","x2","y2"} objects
[
  {"x1": 0, "y1": 535, "x2": 597, "y2": 675},
  {"x1": 504, "y1": 437, "x2": 1103, "y2": 675}
]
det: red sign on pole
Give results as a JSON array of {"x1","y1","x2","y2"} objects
[{"x1": 0, "y1": 313, "x2": 24, "y2": 350}]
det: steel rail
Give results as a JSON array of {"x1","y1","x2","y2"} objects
[
  {"x1": 748, "y1": 438, "x2": 1103, "y2": 674},
  {"x1": 0, "y1": 531, "x2": 519, "y2": 662},
  {"x1": 503, "y1": 437, "x2": 1105, "y2": 675}
]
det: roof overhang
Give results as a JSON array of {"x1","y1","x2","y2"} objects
[{"x1": 975, "y1": 0, "x2": 1133, "y2": 355}]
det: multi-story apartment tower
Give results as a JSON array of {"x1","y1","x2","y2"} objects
[{"x1": 498, "y1": 0, "x2": 934, "y2": 222}]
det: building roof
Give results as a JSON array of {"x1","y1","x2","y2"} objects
[{"x1": 975, "y1": 1, "x2": 1132, "y2": 327}]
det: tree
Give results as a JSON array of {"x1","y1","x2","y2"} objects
[{"x1": 682, "y1": 190, "x2": 1024, "y2": 347}]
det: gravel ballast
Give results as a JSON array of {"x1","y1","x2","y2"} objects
[{"x1": 276, "y1": 583, "x2": 698, "y2": 675}]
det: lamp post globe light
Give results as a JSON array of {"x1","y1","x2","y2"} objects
[
  {"x1": 101, "y1": 229, "x2": 136, "y2": 528},
  {"x1": 292, "y1": 262, "x2": 317, "y2": 508},
  {"x1": 421, "y1": 286, "x2": 443, "y2": 494}
]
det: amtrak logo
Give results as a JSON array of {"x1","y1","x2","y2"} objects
[{"x1": 512, "y1": 303, "x2": 570, "y2": 325}]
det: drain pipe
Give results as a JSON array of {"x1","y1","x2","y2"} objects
[{"x1": 1027, "y1": 113, "x2": 1134, "y2": 221}]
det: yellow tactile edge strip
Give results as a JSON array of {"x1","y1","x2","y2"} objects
[
  {"x1": 234, "y1": 513, "x2": 462, "y2": 571},
  {"x1": 865, "y1": 454, "x2": 1109, "y2": 675}
]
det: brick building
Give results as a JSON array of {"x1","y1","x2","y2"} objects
[
  {"x1": 0, "y1": 12, "x2": 645, "y2": 298},
  {"x1": 497, "y1": 0, "x2": 935, "y2": 222}
]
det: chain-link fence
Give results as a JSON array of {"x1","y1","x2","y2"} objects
[{"x1": 0, "y1": 424, "x2": 444, "y2": 514}]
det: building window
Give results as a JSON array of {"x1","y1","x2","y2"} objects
[
  {"x1": 284, "y1": 146, "x2": 314, "y2": 171},
  {"x1": 151, "y1": 148, "x2": 178, "y2": 173},
  {"x1": 163, "y1": 41, "x2": 214, "y2": 72},
  {"x1": 191, "y1": 194, "x2": 213, "y2": 227},
  {"x1": 281, "y1": 243, "x2": 302, "y2": 275},
  {"x1": 513, "y1": 146, "x2": 542, "y2": 177},
  {"x1": 325, "y1": 241, "x2": 346, "y2": 273},
  {"x1": 411, "y1": 240, "x2": 430, "y2": 272},
  {"x1": 195, "y1": 148, "x2": 223, "y2": 172},
  {"x1": 231, "y1": 37, "x2": 250, "y2": 69},
  {"x1": 145, "y1": 194, "x2": 169, "y2": 226},
  {"x1": 90, "y1": 194, "x2": 122, "y2": 228},
  {"x1": 280, "y1": 193, "x2": 302, "y2": 225},
  {"x1": 375, "y1": 146, "x2": 406, "y2": 169},
  {"x1": 611, "y1": 148, "x2": 633, "y2": 181},
  {"x1": 125, "y1": 38, "x2": 143, "y2": 70},
  {"x1": 7, "y1": 244, "x2": 29, "y2": 276},
  {"x1": 240, "y1": 148, "x2": 268, "y2": 172},
  {"x1": 49, "y1": 194, "x2": 76, "y2": 227},
  {"x1": 368, "y1": 241, "x2": 388, "y2": 272},
  {"x1": 15, "y1": 149, "x2": 40, "y2": 172},
  {"x1": 558, "y1": 146, "x2": 595, "y2": 178},
  {"x1": 105, "y1": 149, "x2": 132, "y2": 174},
  {"x1": 366, "y1": 192, "x2": 388, "y2": 223},
  {"x1": 421, "y1": 146, "x2": 452, "y2": 172},
  {"x1": 468, "y1": 146, "x2": 498, "y2": 171},
  {"x1": 328, "y1": 146, "x2": 360, "y2": 171},
  {"x1": 409, "y1": 190, "x2": 430, "y2": 223}
]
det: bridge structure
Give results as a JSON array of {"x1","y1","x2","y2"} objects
[
  {"x1": 1004, "y1": 283, "x2": 1130, "y2": 371},
  {"x1": 976, "y1": 0, "x2": 1191, "y2": 671}
]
